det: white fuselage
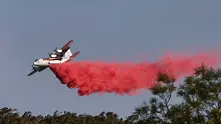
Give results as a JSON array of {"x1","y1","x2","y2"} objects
[
  {"x1": 33, "y1": 58, "x2": 69, "y2": 66},
  {"x1": 33, "y1": 49, "x2": 72, "y2": 67}
]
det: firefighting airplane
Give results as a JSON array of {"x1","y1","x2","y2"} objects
[{"x1": 27, "y1": 40, "x2": 80, "y2": 76}]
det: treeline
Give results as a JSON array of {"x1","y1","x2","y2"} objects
[{"x1": 1, "y1": 64, "x2": 221, "y2": 124}]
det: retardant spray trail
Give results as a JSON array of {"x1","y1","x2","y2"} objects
[{"x1": 49, "y1": 52, "x2": 220, "y2": 96}]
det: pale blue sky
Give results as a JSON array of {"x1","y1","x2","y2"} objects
[{"x1": 1, "y1": 0, "x2": 221, "y2": 118}]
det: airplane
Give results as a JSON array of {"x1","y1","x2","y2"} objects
[{"x1": 27, "y1": 40, "x2": 80, "y2": 76}]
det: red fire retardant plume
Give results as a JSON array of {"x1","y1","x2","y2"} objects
[{"x1": 49, "y1": 52, "x2": 219, "y2": 96}]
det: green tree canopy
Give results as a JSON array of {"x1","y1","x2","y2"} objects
[{"x1": 127, "y1": 64, "x2": 221, "y2": 124}]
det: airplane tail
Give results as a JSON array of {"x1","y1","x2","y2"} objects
[
  {"x1": 63, "y1": 49, "x2": 73, "y2": 59},
  {"x1": 66, "y1": 51, "x2": 80, "y2": 62}
]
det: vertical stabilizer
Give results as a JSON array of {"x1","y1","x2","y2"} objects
[
  {"x1": 66, "y1": 51, "x2": 80, "y2": 62},
  {"x1": 63, "y1": 49, "x2": 72, "y2": 59}
]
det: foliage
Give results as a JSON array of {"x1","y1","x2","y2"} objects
[
  {"x1": 1, "y1": 64, "x2": 221, "y2": 123},
  {"x1": 0, "y1": 108, "x2": 125, "y2": 124},
  {"x1": 127, "y1": 64, "x2": 221, "y2": 124}
]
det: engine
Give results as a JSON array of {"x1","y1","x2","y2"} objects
[
  {"x1": 50, "y1": 54, "x2": 57, "y2": 58},
  {"x1": 56, "y1": 49, "x2": 62, "y2": 52}
]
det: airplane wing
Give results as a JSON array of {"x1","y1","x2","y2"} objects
[
  {"x1": 27, "y1": 66, "x2": 48, "y2": 76},
  {"x1": 61, "y1": 40, "x2": 74, "y2": 50},
  {"x1": 27, "y1": 69, "x2": 37, "y2": 76},
  {"x1": 38, "y1": 66, "x2": 48, "y2": 72}
]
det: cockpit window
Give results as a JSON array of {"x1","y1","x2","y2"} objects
[{"x1": 34, "y1": 59, "x2": 39, "y2": 62}]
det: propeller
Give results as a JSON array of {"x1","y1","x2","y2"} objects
[
  {"x1": 32, "y1": 64, "x2": 38, "y2": 71},
  {"x1": 32, "y1": 64, "x2": 35, "y2": 69},
  {"x1": 53, "y1": 47, "x2": 58, "y2": 52},
  {"x1": 48, "y1": 52, "x2": 52, "y2": 57}
]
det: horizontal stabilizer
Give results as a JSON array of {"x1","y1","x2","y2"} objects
[{"x1": 66, "y1": 51, "x2": 80, "y2": 62}]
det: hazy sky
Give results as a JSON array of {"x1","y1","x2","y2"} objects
[{"x1": 1, "y1": 0, "x2": 221, "y2": 118}]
